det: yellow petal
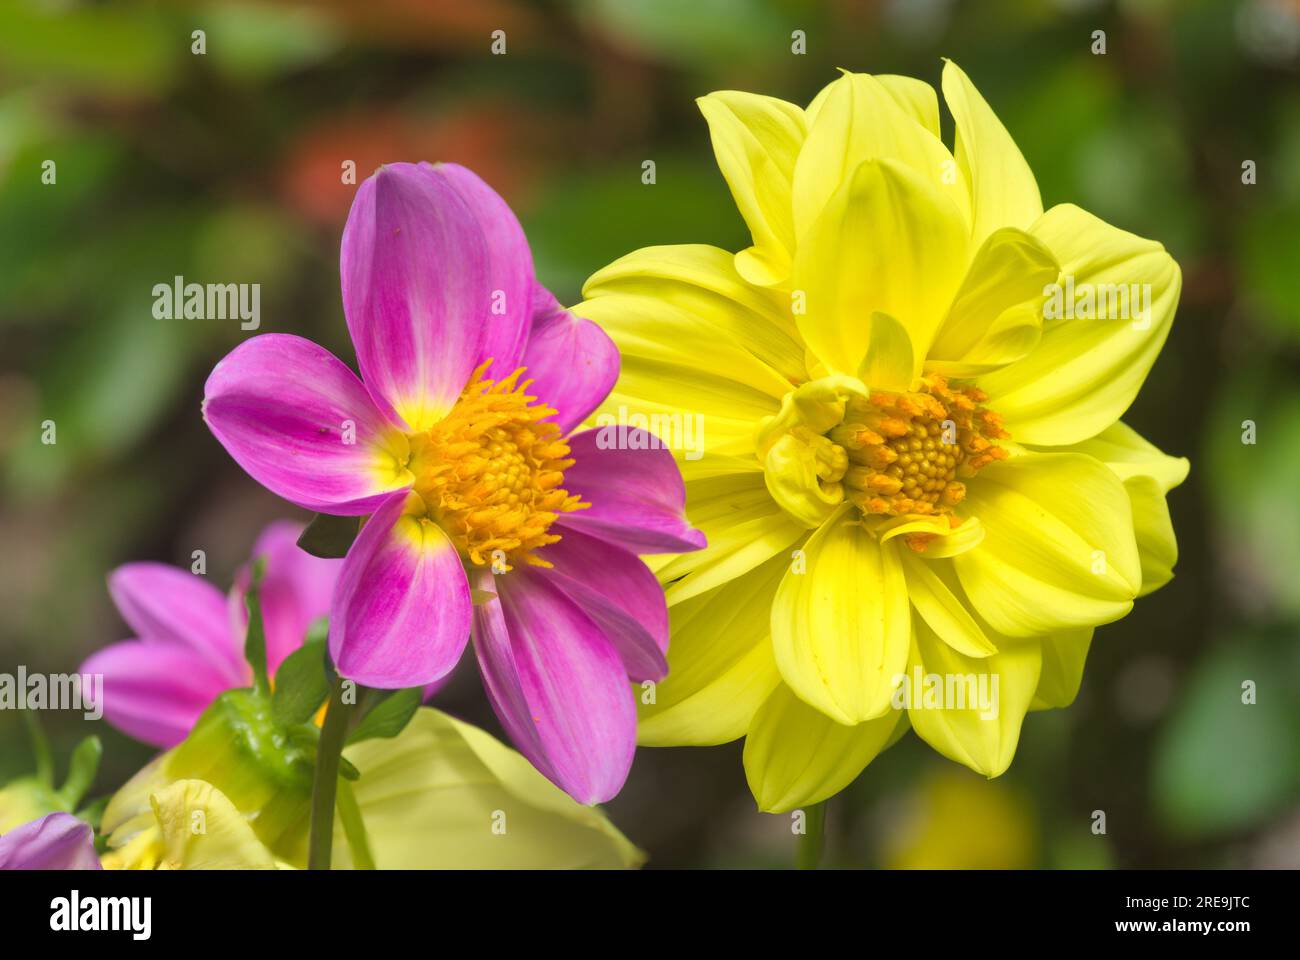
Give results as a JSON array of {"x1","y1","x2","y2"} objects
[
  {"x1": 697, "y1": 92, "x2": 806, "y2": 286},
  {"x1": 977, "y1": 204, "x2": 1182, "y2": 445},
  {"x1": 574, "y1": 292, "x2": 784, "y2": 458},
  {"x1": 1045, "y1": 420, "x2": 1189, "y2": 493},
  {"x1": 792, "y1": 157, "x2": 968, "y2": 374},
  {"x1": 1030, "y1": 628, "x2": 1093, "y2": 710},
  {"x1": 876, "y1": 74, "x2": 941, "y2": 137},
  {"x1": 0, "y1": 778, "x2": 65, "y2": 834},
  {"x1": 658, "y1": 469, "x2": 809, "y2": 604},
  {"x1": 756, "y1": 374, "x2": 867, "y2": 445},
  {"x1": 744, "y1": 682, "x2": 905, "y2": 813},
  {"x1": 638, "y1": 553, "x2": 786, "y2": 746},
  {"x1": 100, "y1": 829, "x2": 163, "y2": 870},
  {"x1": 761, "y1": 431, "x2": 845, "y2": 527},
  {"x1": 1125, "y1": 473, "x2": 1179, "y2": 596},
  {"x1": 877, "y1": 514, "x2": 985, "y2": 558},
  {"x1": 900, "y1": 553, "x2": 998, "y2": 658},
  {"x1": 1033, "y1": 421, "x2": 1187, "y2": 596},
  {"x1": 941, "y1": 59, "x2": 1042, "y2": 244},
  {"x1": 150, "y1": 780, "x2": 278, "y2": 870},
  {"x1": 771, "y1": 506, "x2": 911, "y2": 724},
  {"x1": 906, "y1": 618, "x2": 1042, "y2": 777},
  {"x1": 927, "y1": 226, "x2": 1058, "y2": 377},
  {"x1": 793, "y1": 71, "x2": 968, "y2": 240},
  {"x1": 858, "y1": 311, "x2": 916, "y2": 391},
  {"x1": 579, "y1": 240, "x2": 800, "y2": 379},
  {"x1": 755, "y1": 374, "x2": 867, "y2": 527},
  {"x1": 102, "y1": 754, "x2": 174, "y2": 852},
  {"x1": 954, "y1": 452, "x2": 1141, "y2": 636},
  {"x1": 339, "y1": 709, "x2": 643, "y2": 869}
]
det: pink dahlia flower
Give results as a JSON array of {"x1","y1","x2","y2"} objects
[
  {"x1": 202, "y1": 162, "x2": 704, "y2": 803},
  {"x1": 0, "y1": 813, "x2": 102, "y2": 870},
  {"x1": 81, "y1": 521, "x2": 341, "y2": 747}
]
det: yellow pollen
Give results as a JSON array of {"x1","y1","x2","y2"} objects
[
  {"x1": 828, "y1": 374, "x2": 1009, "y2": 524},
  {"x1": 407, "y1": 361, "x2": 587, "y2": 571}
]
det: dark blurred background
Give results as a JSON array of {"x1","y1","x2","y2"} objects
[{"x1": 2, "y1": 0, "x2": 1299, "y2": 868}]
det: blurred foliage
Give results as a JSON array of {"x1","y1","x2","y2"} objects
[{"x1": 1, "y1": 0, "x2": 1299, "y2": 867}]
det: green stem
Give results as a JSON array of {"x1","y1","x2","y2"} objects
[
  {"x1": 21, "y1": 712, "x2": 53, "y2": 786},
  {"x1": 336, "y1": 779, "x2": 375, "y2": 870},
  {"x1": 243, "y1": 558, "x2": 270, "y2": 697},
  {"x1": 308, "y1": 678, "x2": 355, "y2": 870},
  {"x1": 796, "y1": 802, "x2": 826, "y2": 870}
]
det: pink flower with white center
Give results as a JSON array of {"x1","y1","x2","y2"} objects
[
  {"x1": 81, "y1": 521, "x2": 341, "y2": 748},
  {"x1": 201, "y1": 162, "x2": 705, "y2": 803}
]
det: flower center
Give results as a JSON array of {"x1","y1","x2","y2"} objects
[
  {"x1": 407, "y1": 362, "x2": 586, "y2": 571},
  {"x1": 825, "y1": 375, "x2": 1009, "y2": 517}
]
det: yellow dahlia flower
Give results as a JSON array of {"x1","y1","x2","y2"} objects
[
  {"x1": 101, "y1": 707, "x2": 642, "y2": 869},
  {"x1": 574, "y1": 63, "x2": 1187, "y2": 812}
]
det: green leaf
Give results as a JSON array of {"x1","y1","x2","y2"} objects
[
  {"x1": 304, "y1": 615, "x2": 329, "y2": 646},
  {"x1": 0, "y1": 4, "x2": 178, "y2": 95},
  {"x1": 346, "y1": 688, "x2": 423, "y2": 745},
  {"x1": 576, "y1": 0, "x2": 785, "y2": 68},
  {"x1": 202, "y1": 3, "x2": 339, "y2": 81},
  {"x1": 1153, "y1": 640, "x2": 1300, "y2": 837},
  {"x1": 272, "y1": 640, "x2": 331, "y2": 728},
  {"x1": 298, "y1": 514, "x2": 361, "y2": 559}
]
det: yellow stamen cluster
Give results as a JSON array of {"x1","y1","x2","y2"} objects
[
  {"x1": 409, "y1": 362, "x2": 586, "y2": 570},
  {"x1": 827, "y1": 375, "x2": 1009, "y2": 520}
]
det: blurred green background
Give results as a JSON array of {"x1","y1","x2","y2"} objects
[{"x1": 2, "y1": 0, "x2": 1299, "y2": 868}]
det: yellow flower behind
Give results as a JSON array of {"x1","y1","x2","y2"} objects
[
  {"x1": 575, "y1": 63, "x2": 1187, "y2": 812},
  {"x1": 101, "y1": 707, "x2": 643, "y2": 869},
  {"x1": 882, "y1": 770, "x2": 1036, "y2": 870}
]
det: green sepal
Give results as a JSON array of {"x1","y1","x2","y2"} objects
[
  {"x1": 56, "y1": 735, "x2": 103, "y2": 810},
  {"x1": 272, "y1": 639, "x2": 331, "y2": 727},
  {"x1": 297, "y1": 513, "x2": 361, "y2": 559},
  {"x1": 346, "y1": 687, "x2": 423, "y2": 745},
  {"x1": 75, "y1": 795, "x2": 109, "y2": 833}
]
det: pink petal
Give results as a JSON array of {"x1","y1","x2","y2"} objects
[
  {"x1": 107, "y1": 562, "x2": 244, "y2": 680},
  {"x1": 0, "y1": 814, "x2": 102, "y2": 870},
  {"x1": 80, "y1": 640, "x2": 238, "y2": 748},
  {"x1": 471, "y1": 566, "x2": 636, "y2": 804},
  {"x1": 429, "y1": 163, "x2": 535, "y2": 373},
  {"x1": 330, "y1": 491, "x2": 471, "y2": 688},
  {"x1": 558, "y1": 427, "x2": 707, "y2": 554},
  {"x1": 342, "y1": 162, "x2": 522, "y2": 431},
  {"x1": 520, "y1": 286, "x2": 620, "y2": 434},
  {"x1": 540, "y1": 527, "x2": 667, "y2": 682},
  {"x1": 230, "y1": 520, "x2": 343, "y2": 674},
  {"x1": 204, "y1": 334, "x2": 412, "y2": 515}
]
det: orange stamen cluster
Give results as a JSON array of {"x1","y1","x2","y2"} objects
[
  {"x1": 829, "y1": 375, "x2": 1009, "y2": 519},
  {"x1": 409, "y1": 362, "x2": 586, "y2": 570}
]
